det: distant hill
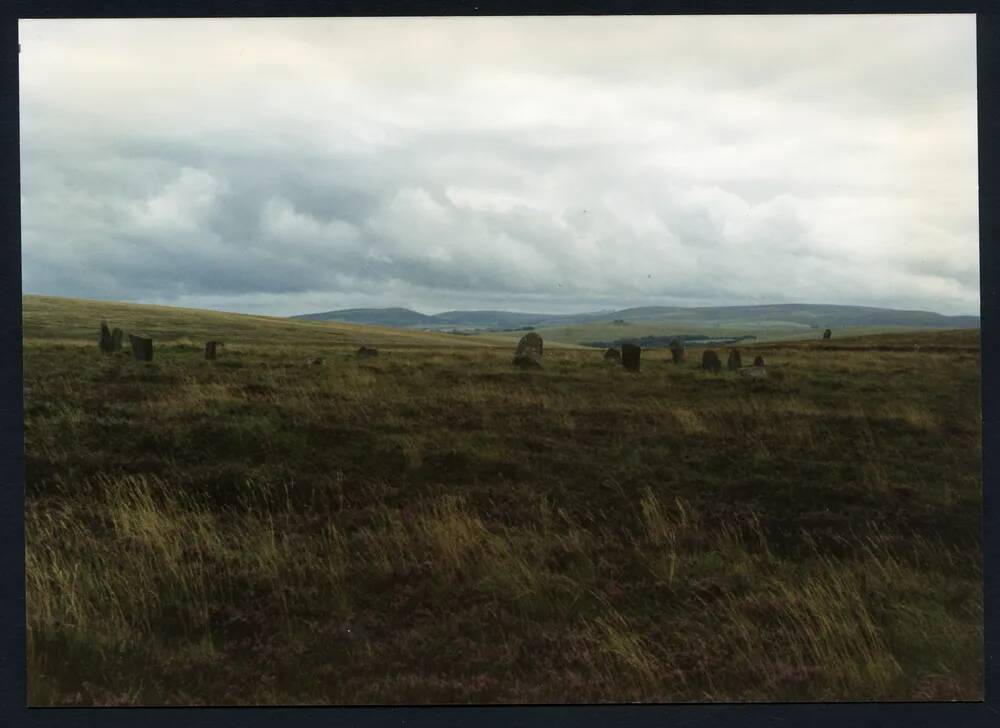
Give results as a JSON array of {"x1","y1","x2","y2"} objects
[
  {"x1": 292, "y1": 307, "x2": 437, "y2": 327},
  {"x1": 625, "y1": 304, "x2": 981, "y2": 328},
  {"x1": 430, "y1": 310, "x2": 556, "y2": 328},
  {"x1": 291, "y1": 303, "x2": 979, "y2": 332},
  {"x1": 20, "y1": 295, "x2": 519, "y2": 350},
  {"x1": 291, "y1": 307, "x2": 609, "y2": 330}
]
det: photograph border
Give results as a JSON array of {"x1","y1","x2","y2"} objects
[{"x1": 2, "y1": 1, "x2": 996, "y2": 725}]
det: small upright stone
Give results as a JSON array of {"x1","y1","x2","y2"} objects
[
  {"x1": 621, "y1": 343, "x2": 641, "y2": 372},
  {"x1": 823, "y1": 328, "x2": 832, "y2": 340},
  {"x1": 129, "y1": 334, "x2": 153, "y2": 362},
  {"x1": 603, "y1": 348, "x2": 621, "y2": 363},
  {"x1": 516, "y1": 332, "x2": 543, "y2": 357},
  {"x1": 669, "y1": 338, "x2": 685, "y2": 364},
  {"x1": 357, "y1": 346, "x2": 378, "y2": 358},
  {"x1": 753, "y1": 354, "x2": 765, "y2": 367},
  {"x1": 205, "y1": 341, "x2": 221, "y2": 360},
  {"x1": 701, "y1": 349, "x2": 721, "y2": 373},
  {"x1": 111, "y1": 328, "x2": 123, "y2": 352},
  {"x1": 727, "y1": 349, "x2": 742, "y2": 370},
  {"x1": 99, "y1": 320, "x2": 113, "y2": 354}
]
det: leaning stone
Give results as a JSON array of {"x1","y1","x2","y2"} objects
[
  {"x1": 128, "y1": 334, "x2": 153, "y2": 362},
  {"x1": 111, "y1": 328, "x2": 123, "y2": 352},
  {"x1": 516, "y1": 332, "x2": 544, "y2": 357},
  {"x1": 753, "y1": 355, "x2": 765, "y2": 367},
  {"x1": 513, "y1": 351, "x2": 542, "y2": 369},
  {"x1": 603, "y1": 348, "x2": 621, "y2": 363},
  {"x1": 99, "y1": 320, "x2": 113, "y2": 354},
  {"x1": 727, "y1": 349, "x2": 742, "y2": 370},
  {"x1": 621, "y1": 343, "x2": 641, "y2": 372},
  {"x1": 357, "y1": 346, "x2": 378, "y2": 358},
  {"x1": 701, "y1": 349, "x2": 722, "y2": 373}
]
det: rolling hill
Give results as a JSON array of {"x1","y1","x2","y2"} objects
[
  {"x1": 291, "y1": 307, "x2": 609, "y2": 330},
  {"x1": 291, "y1": 307, "x2": 437, "y2": 327},
  {"x1": 292, "y1": 302, "x2": 979, "y2": 332},
  {"x1": 20, "y1": 295, "x2": 585, "y2": 351},
  {"x1": 291, "y1": 302, "x2": 979, "y2": 347}
]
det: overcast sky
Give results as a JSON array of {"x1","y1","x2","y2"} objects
[{"x1": 19, "y1": 15, "x2": 979, "y2": 316}]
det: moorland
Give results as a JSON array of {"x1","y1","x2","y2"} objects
[{"x1": 22, "y1": 295, "x2": 982, "y2": 704}]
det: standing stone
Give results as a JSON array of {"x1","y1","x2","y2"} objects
[
  {"x1": 205, "y1": 341, "x2": 221, "y2": 360},
  {"x1": 621, "y1": 343, "x2": 641, "y2": 372},
  {"x1": 99, "y1": 320, "x2": 113, "y2": 354},
  {"x1": 753, "y1": 354, "x2": 765, "y2": 367},
  {"x1": 111, "y1": 328, "x2": 123, "y2": 352},
  {"x1": 357, "y1": 346, "x2": 378, "y2": 358},
  {"x1": 516, "y1": 332, "x2": 544, "y2": 357},
  {"x1": 513, "y1": 350, "x2": 542, "y2": 369},
  {"x1": 603, "y1": 348, "x2": 621, "y2": 363},
  {"x1": 129, "y1": 334, "x2": 153, "y2": 362},
  {"x1": 701, "y1": 349, "x2": 722, "y2": 373},
  {"x1": 669, "y1": 338, "x2": 685, "y2": 364},
  {"x1": 727, "y1": 349, "x2": 742, "y2": 370},
  {"x1": 823, "y1": 328, "x2": 832, "y2": 340}
]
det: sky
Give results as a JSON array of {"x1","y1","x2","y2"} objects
[{"x1": 19, "y1": 15, "x2": 980, "y2": 317}]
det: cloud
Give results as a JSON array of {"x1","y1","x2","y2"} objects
[
  {"x1": 18, "y1": 15, "x2": 979, "y2": 317},
  {"x1": 128, "y1": 167, "x2": 225, "y2": 233}
]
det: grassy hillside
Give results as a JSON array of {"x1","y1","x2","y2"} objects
[
  {"x1": 22, "y1": 295, "x2": 559, "y2": 351},
  {"x1": 494, "y1": 320, "x2": 945, "y2": 347},
  {"x1": 291, "y1": 302, "x2": 979, "y2": 336},
  {"x1": 22, "y1": 296, "x2": 982, "y2": 704},
  {"x1": 778, "y1": 328, "x2": 980, "y2": 351},
  {"x1": 612, "y1": 303, "x2": 980, "y2": 328},
  {"x1": 282, "y1": 298, "x2": 975, "y2": 345}
]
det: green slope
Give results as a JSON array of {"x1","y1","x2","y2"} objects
[{"x1": 21, "y1": 295, "x2": 586, "y2": 351}]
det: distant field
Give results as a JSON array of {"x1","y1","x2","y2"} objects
[
  {"x1": 486, "y1": 319, "x2": 959, "y2": 347},
  {"x1": 22, "y1": 295, "x2": 982, "y2": 704}
]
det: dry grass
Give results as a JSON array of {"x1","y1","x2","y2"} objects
[{"x1": 22, "y1": 295, "x2": 982, "y2": 704}]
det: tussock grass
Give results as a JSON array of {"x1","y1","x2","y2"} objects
[
  {"x1": 719, "y1": 569, "x2": 904, "y2": 697},
  {"x1": 22, "y1": 296, "x2": 982, "y2": 704},
  {"x1": 585, "y1": 609, "x2": 665, "y2": 691}
]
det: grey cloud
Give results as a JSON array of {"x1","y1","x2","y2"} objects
[{"x1": 18, "y1": 16, "x2": 980, "y2": 317}]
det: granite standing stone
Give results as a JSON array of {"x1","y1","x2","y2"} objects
[
  {"x1": 516, "y1": 332, "x2": 544, "y2": 357},
  {"x1": 129, "y1": 334, "x2": 153, "y2": 362},
  {"x1": 513, "y1": 350, "x2": 542, "y2": 369},
  {"x1": 621, "y1": 343, "x2": 641, "y2": 372},
  {"x1": 701, "y1": 349, "x2": 722, "y2": 373},
  {"x1": 669, "y1": 338, "x2": 685, "y2": 364},
  {"x1": 99, "y1": 320, "x2": 113, "y2": 354}
]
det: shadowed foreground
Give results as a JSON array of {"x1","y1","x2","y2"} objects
[{"x1": 22, "y1": 296, "x2": 982, "y2": 704}]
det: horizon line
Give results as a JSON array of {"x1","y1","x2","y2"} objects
[{"x1": 20, "y1": 292, "x2": 983, "y2": 321}]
